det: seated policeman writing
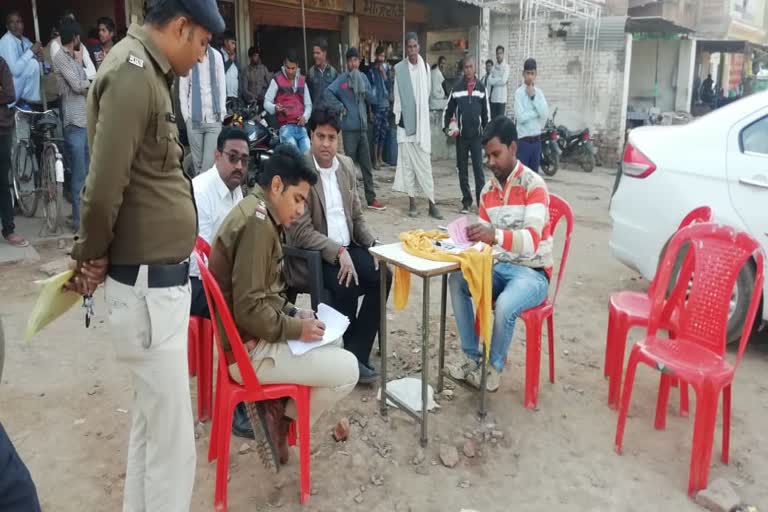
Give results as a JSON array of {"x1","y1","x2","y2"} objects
[
  {"x1": 208, "y1": 144, "x2": 359, "y2": 467},
  {"x1": 285, "y1": 106, "x2": 392, "y2": 384},
  {"x1": 447, "y1": 116, "x2": 553, "y2": 391}
]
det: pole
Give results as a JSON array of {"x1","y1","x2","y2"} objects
[
  {"x1": 402, "y1": 0, "x2": 405, "y2": 58},
  {"x1": 31, "y1": 0, "x2": 48, "y2": 110},
  {"x1": 301, "y1": 0, "x2": 308, "y2": 72}
]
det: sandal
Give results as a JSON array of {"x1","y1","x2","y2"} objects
[{"x1": 4, "y1": 233, "x2": 29, "y2": 247}]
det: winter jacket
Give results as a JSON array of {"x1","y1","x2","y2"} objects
[{"x1": 443, "y1": 77, "x2": 490, "y2": 139}]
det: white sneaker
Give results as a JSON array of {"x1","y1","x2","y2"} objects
[
  {"x1": 445, "y1": 355, "x2": 479, "y2": 381},
  {"x1": 467, "y1": 364, "x2": 502, "y2": 392}
]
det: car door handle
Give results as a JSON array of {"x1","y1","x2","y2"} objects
[{"x1": 739, "y1": 176, "x2": 768, "y2": 189}]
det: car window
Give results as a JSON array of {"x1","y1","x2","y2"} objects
[{"x1": 741, "y1": 116, "x2": 768, "y2": 155}]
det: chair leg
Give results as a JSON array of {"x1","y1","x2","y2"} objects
[
  {"x1": 188, "y1": 322, "x2": 198, "y2": 377},
  {"x1": 679, "y1": 381, "x2": 690, "y2": 418},
  {"x1": 614, "y1": 348, "x2": 641, "y2": 454},
  {"x1": 722, "y1": 384, "x2": 731, "y2": 465},
  {"x1": 607, "y1": 314, "x2": 631, "y2": 410},
  {"x1": 199, "y1": 320, "x2": 213, "y2": 422},
  {"x1": 524, "y1": 317, "x2": 542, "y2": 410},
  {"x1": 214, "y1": 398, "x2": 237, "y2": 511},
  {"x1": 654, "y1": 373, "x2": 672, "y2": 430},
  {"x1": 546, "y1": 314, "x2": 555, "y2": 384},
  {"x1": 208, "y1": 369, "x2": 223, "y2": 463},
  {"x1": 604, "y1": 306, "x2": 617, "y2": 378},
  {"x1": 688, "y1": 385, "x2": 719, "y2": 496},
  {"x1": 297, "y1": 389, "x2": 311, "y2": 505}
]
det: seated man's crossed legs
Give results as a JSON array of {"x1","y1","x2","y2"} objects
[
  {"x1": 229, "y1": 338, "x2": 359, "y2": 466},
  {"x1": 448, "y1": 262, "x2": 549, "y2": 391},
  {"x1": 320, "y1": 245, "x2": 392, "y2": 384}
]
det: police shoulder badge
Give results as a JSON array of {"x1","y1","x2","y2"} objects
[{"x1": 127, "y1": 54, "x2": 145, "y2": 68}]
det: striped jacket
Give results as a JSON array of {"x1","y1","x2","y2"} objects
[
  {"x1": 443, "y1": 77, "x2": 490, "y2": 139},
  {"x1": 478, "y1": 160, "x2": 553, "y2": 275}
]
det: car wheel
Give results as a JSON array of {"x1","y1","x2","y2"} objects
[{"x1": 662, "y1": 243, "x2": 757, "y2": 344}]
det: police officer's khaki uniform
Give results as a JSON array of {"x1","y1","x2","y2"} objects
[
  {"x1": 71, "y1": 25, "x2": 197, "y2": 512},
  {"x1": 209, "y1": 186, "x2": 359, "y2": 426}
]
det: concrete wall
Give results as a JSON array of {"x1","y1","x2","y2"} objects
[{"x1": 490, "y1": 14, "x2": 628, "y2": 163}]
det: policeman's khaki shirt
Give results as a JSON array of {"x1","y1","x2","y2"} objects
[
  {"x1": 208, "y1": 186, "x2": 303, "y2": 354},
  {"x1": 71, "y1": 24, "x2": 197, "y2": 265}
]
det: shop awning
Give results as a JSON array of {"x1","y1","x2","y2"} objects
[
  {"x1": 626, "y1": 16, "x2": 693, "y2": 34},
  {"x1": 695, "y1": 39, "x2": 768, "y2": 54}
]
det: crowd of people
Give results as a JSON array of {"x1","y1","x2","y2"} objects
[{"x1": 0, "y1": 1, "x2": 556, "y2": 509}]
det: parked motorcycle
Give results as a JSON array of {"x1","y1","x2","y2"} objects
[
  {"x1": 554, "y1": 111, "x2": 598, "y2": 173},
  {"x1": 540, "y1": 108, "x2": 562, "y2": 177}
]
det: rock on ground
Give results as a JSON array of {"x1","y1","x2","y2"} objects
[
  {"x1": 694, "y1": 478, "x2": 741, "y2": 512},
  {"x1": 439, "y1": 444, "x2": 459, "y2": 468}
]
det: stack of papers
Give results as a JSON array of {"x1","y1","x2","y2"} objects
[
  {"x1": 447, "y1": 216, "x2": 471, "y2": 248},
  {"x1": 25, "y1": 270, "x2": 81, "y2": 341},
  {"x1": 287, "y1": 303, "x2": 350, "y2": 356}
]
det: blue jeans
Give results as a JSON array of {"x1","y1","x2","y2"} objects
[
  {"x1": 449, "y1": 262, "x2": 549, "y2": 371},
  {"x1": 64, "y1": 125, "x2": 90, "y2": 231},
  {"x1": 517, "y1": 138, "x2": 542, "y2": 173},
  {"x1": 279, "y1": 124, "x2": 310, "y2": 154}
]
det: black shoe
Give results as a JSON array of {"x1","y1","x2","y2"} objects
[
  {"x1": 231, "y1": 402, "x2": 255, "y2": 439},
  {"x1": 357, "y1": 361, "x2": 380, "y2": 385}
]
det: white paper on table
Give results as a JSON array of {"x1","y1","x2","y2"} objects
[{"x1": 287, "y1": 303, "x2": 350, "y2": 356}]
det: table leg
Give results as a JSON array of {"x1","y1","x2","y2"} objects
[
  {"x1": 437, "y1": 274, "x2": 447, "y2": 393},
  {"x1": 479, "y1": 345, "x2": 488, "y2": 418},
  {"x1": 379, "y1": 264, "x2": 388, "y2": 417},
  {"x1": 420, "y1": 276, "x2": 430, "y2": 447}
]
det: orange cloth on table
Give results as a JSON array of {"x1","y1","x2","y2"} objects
[{"x1": 393, "y1": 230, "x2": 493, "y2": 360}]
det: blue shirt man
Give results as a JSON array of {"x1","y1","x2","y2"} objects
[
  {"x1": 514, "y1": 57, "x2": 548, "y2": 173},
  {"x1": 0, "y1": 11, "x2": 42, "y2": 106}
]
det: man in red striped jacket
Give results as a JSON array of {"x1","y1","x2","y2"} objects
[{"x1": 448, "y1": 116, "x2": 553, "y2": 391}]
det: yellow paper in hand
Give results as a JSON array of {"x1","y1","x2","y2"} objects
[{"x1": 25, "y1": 270, "x2": 81, "y2": 341}]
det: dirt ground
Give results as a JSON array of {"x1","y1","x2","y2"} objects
[{"x1": 1, "y1": 161, "x2": 767, "y2": 512}]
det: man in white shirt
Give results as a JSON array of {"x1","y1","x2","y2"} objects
[
  {"x1": 220, "y1": 31, "x2": 239, "y2": 102},
  {"x1": 487, "y1": 45, "x2": 510, "y2": 119},
  {"x1": 429, "y1": 56, "x2": 447, "y2": 111},
  {"x1": 286, "y1": 106, "x2": 391, "y2": 384},
  {"x1": 179, "y1": 46, "x2": 227, "y2": 175},
  {"x1": 189, "y1": 127, "x2": 246, "y2": 319}
]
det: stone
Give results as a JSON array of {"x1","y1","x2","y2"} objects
[
  {"x1": 411, "y1": 448, "x2": 425, "y2": 465},
  {"x1": 354, "y1": 495, "x2": 365, "y2": 504},
  {"x1": 310, "y1": 487, "x2": 319, "y2": 496},
  {"x1": 463, "y1": 431, "x2": 474, "y2": 439},
  {"x1": 462, "y1": 440, "x2": 477, "y2": 458},
  {"x1": 439, "y1": 444, "x2": 460, "y2": 468},
  {"x1": 370, "y1": 474, "x2": 384, "y2": 486},
  {"x1": 694, "y1": 478, "x2": 741, "y2": 512},
  {"x1": 458, "y1": 479, "x2": 471, "y2": 488},
  {"x1": 38, "y1": 258, "x2": 69, "y2": 277},
  {"x1": 491, "y1": 430, "x2": 504, "y2": 440},
  {"x1": 194, "y1": 423, "x2": 206, "y2": 440},
  {"x1": 333, "y1": 417, "x2": 350, "y2": 442},
  {"x1": 238, "y1": 442, "x2": 251, "y2": 455}
]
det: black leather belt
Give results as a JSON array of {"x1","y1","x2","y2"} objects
[
  {"x1": 108, "y1": 263, "x2": 190, "y2": 288},
  {"x1": 519, "y1": 136, "x2": 540, "y2": 143}
]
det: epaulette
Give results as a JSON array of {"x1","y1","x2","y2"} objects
[{"x1": 254, "y1": 201, "x2": 267, "y2": 221}]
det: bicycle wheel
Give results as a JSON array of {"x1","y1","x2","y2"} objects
[
  {"x1": 12, "y1": 140, "x2": 38, "y2": 217},
  {"x1": 41, "y1": 144, "x2": 64, "y2": 233}
]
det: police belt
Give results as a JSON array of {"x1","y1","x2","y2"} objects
[{"x1": 108, "y1": 262, "x2": 190, "y2": 288}]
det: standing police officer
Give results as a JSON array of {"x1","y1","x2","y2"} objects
[{"x1": 67, "y1": 0, "x2": 224, "y2": 509}]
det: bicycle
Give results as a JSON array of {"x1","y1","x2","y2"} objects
[{"x1": 12, "y1": 108, "x2": 66, "y2": 234}]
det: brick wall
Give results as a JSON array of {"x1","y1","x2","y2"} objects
[{"x1": 490, "y1": 15, "x2": 628, "y2": 164}]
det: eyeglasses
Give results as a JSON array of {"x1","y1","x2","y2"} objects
[{"x1": 224, "y1": 151, "x2": 249, "y2": 167}]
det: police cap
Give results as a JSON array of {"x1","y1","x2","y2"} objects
[{"x1": 178, "y1": 0, "x2": 226, "y2": 34}]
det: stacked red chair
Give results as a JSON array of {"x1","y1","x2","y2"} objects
[
  {"x1": 195, "y1": 253, "x2": 312, "y2": 509},
  {"x1": 613, "y1": 223, "x2": 764, "y2": 496},
  {"x1": 189, "y1": 236, "x2": 213, "y2": 422},
  {"x1": 604, "y1": 206, "x2": 712, "y2": 413}
]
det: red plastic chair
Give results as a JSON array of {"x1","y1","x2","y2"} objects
[
  {"x1": 605, "y1": 206, "x2": 712, "y2": 413},
  {"x1": 189, "y1": 236, "x2": 213, "y2": 422},
  {"x1": 195, "y1": 253, "x2": 312, "y2": 509},
  {"x1": 614, "y1": 223, "x2": 765, "y2": 497},
  {"x1": 518, "y1": 193, "x2": 573, "y2": 409}
]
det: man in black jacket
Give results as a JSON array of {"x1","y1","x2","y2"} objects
[{"x1": 444, "y1": 58, "x2": 489, "y2": 213}]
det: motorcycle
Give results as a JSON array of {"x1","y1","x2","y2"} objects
[
  {"x1": 555, "y1": 111, "x2": 598, "y2": 173},
  {"x1": 540, "y1": 108, "x2": 562, "y2": 177}
]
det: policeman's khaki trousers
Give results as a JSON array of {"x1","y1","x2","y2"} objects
[
  {"x1": 105, "y1": 267, "x2": 196, "y2": 512},
  {"x1": 229, "y1": 338, "x2": 359, "y2": 426}
]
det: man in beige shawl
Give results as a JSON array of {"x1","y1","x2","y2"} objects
[{"x1": 393, "y1": 33, "x2": 443, "y2": 219}]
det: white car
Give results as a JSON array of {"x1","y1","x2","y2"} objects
[{"x1": 610, "y1": 91, "x2": 767, "y2": 342}]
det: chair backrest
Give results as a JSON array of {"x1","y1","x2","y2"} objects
[
  {"x1": 647, "y1": 223, "x2": 764, "y2": 366},
  {"x1": 196, "y1": 236, "x2": 211, "y2": 258},
  {"x1": 647, "y1": 206, "x2": 713, "y2": 297},
  {"x1": 194, "y1": 251, "x2": 264, "y2": 392},
  {"x1": 547, "y1": 194, "x2": 574, "y2": 306}
]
